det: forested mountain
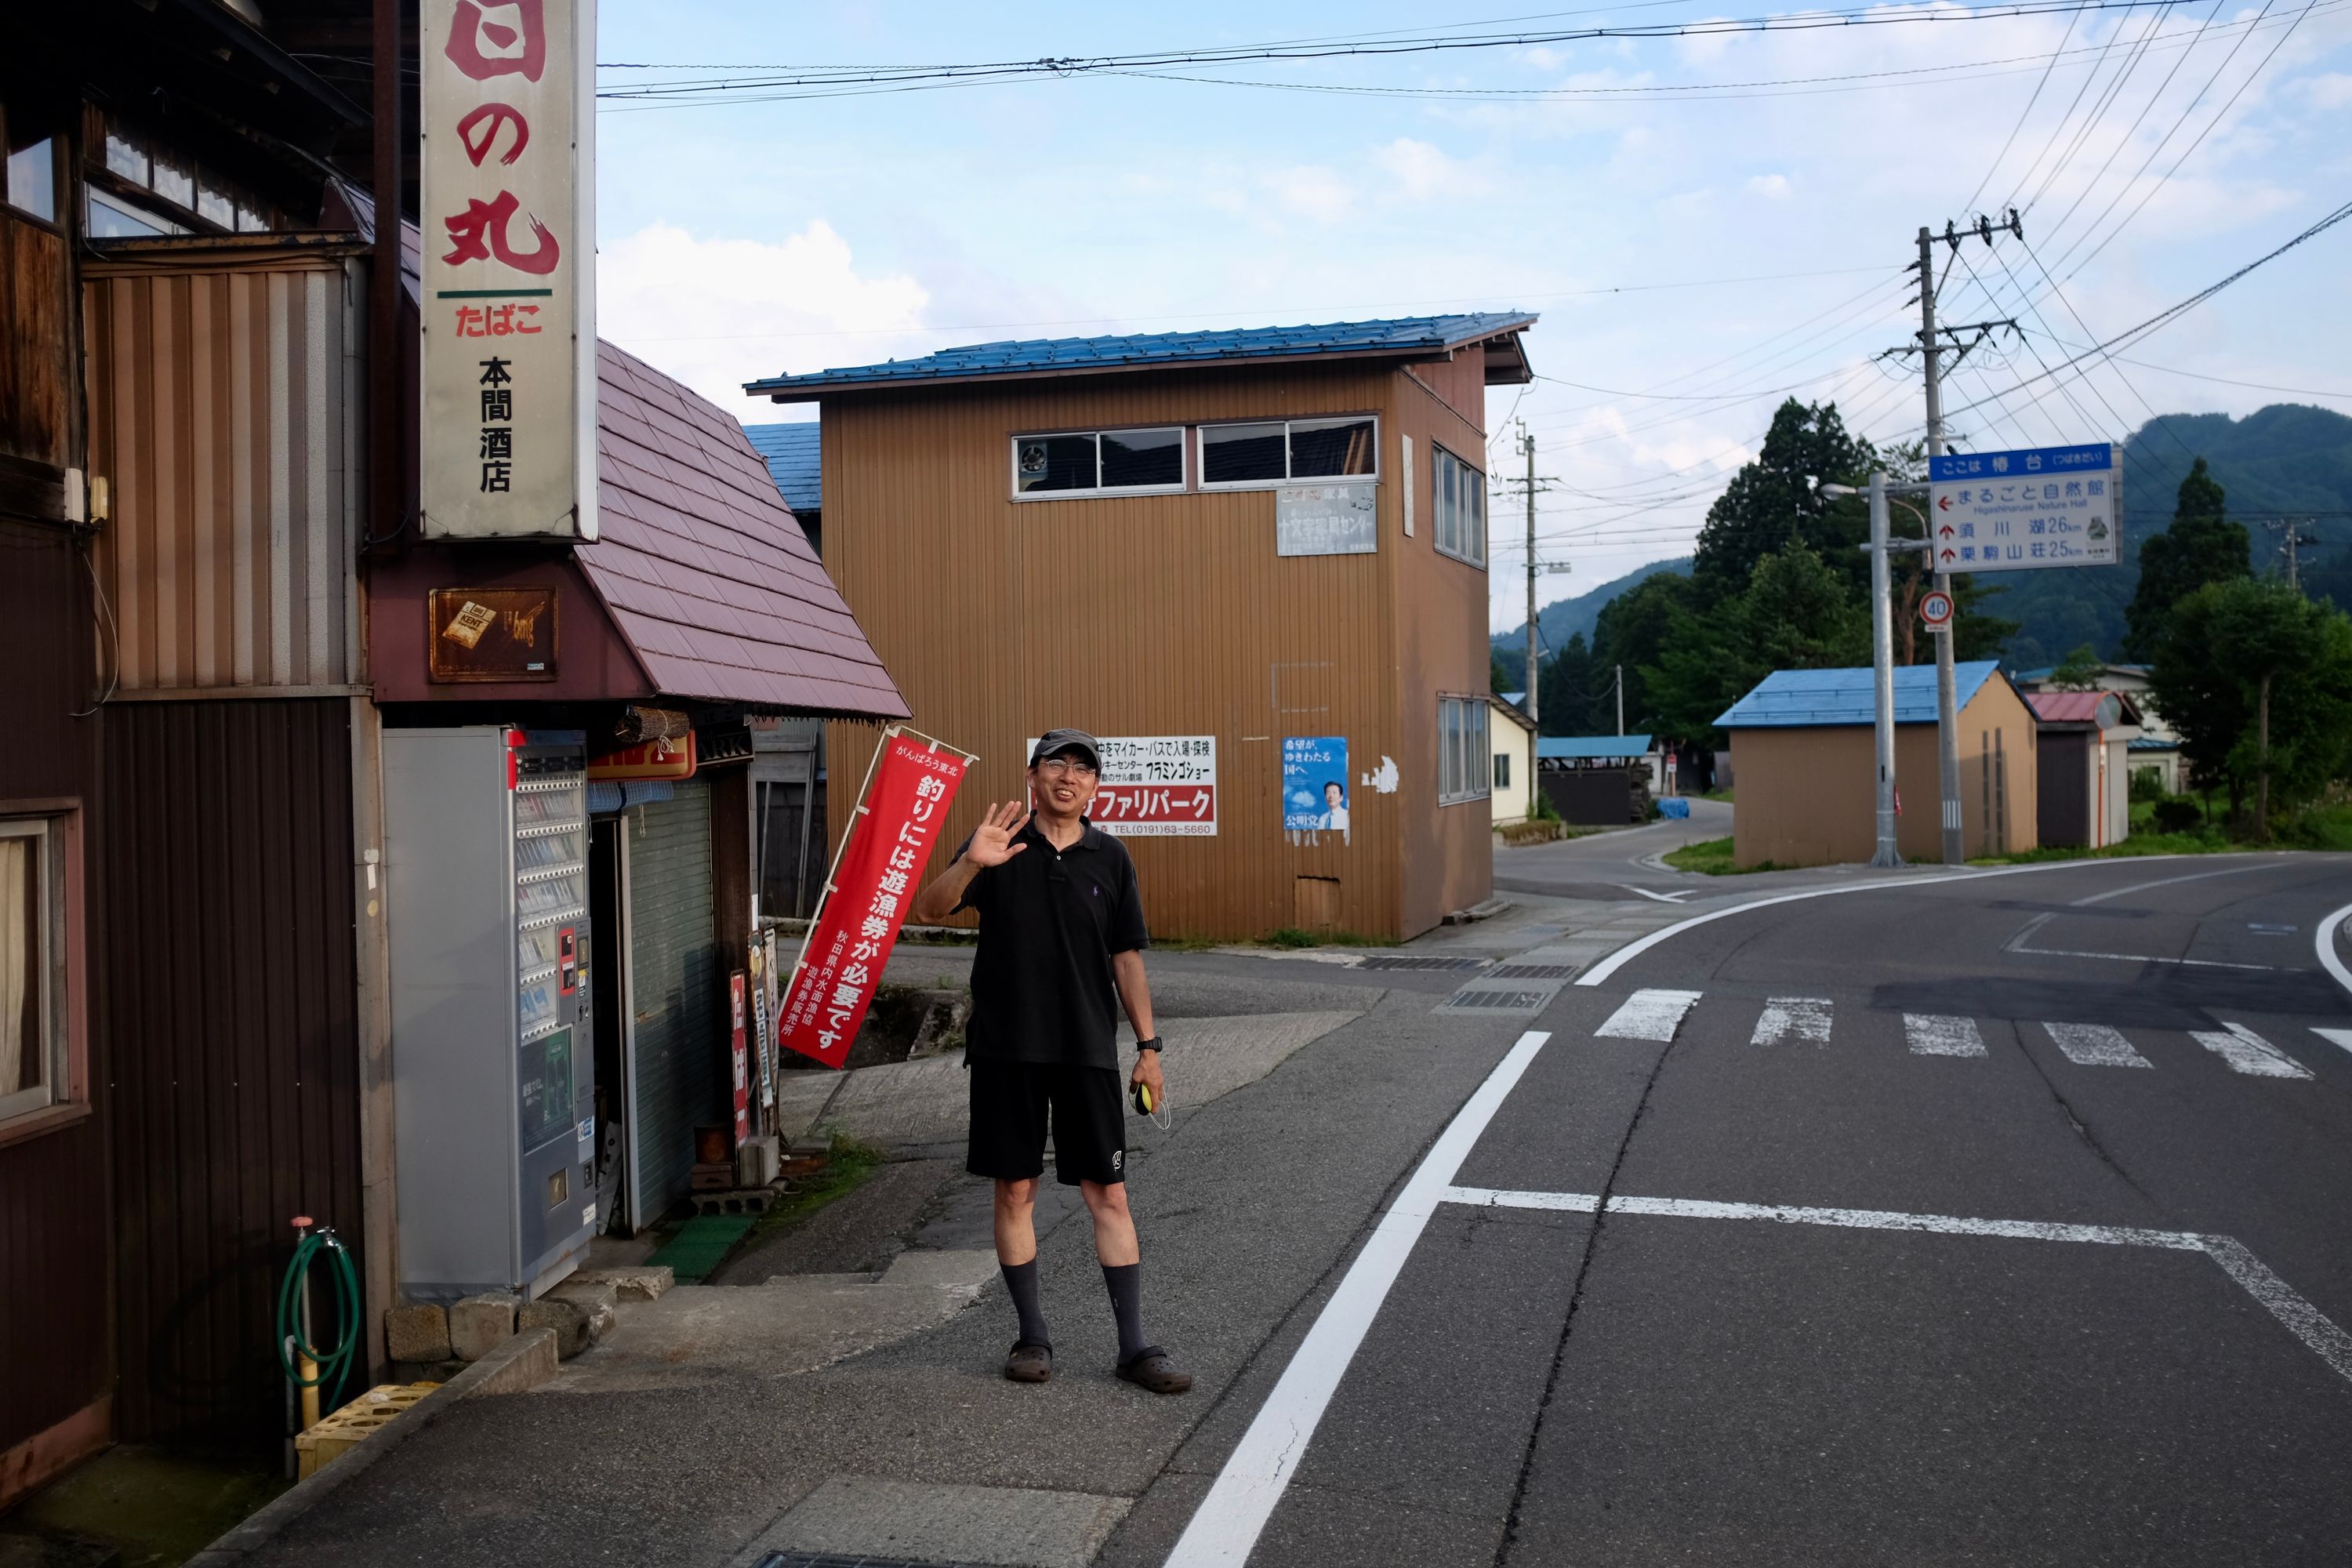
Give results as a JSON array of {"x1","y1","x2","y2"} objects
[
  {"x1": 1490, "y1": 556, "x2": 1690, "y2": 690},
  {"x1": 1989, "y1": 403, "x2": 2352, "y2": 668}
]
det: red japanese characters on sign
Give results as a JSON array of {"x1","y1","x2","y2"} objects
[
  {"x1": 420, "y1": 0, "x2": 594, "y2": 541},
  {"x1": 778, "y1": 731, "x2": 972, "y2": 1069},
  {"x1": 1024, "y1": 735, "x2": 1219, "y2": 837}
]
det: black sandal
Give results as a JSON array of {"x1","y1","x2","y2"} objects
[
  {"x1": 1116, "y1": 1347, "x2": 1192, "y2": 1395},
  {"x1": 1005, "y1": 1341, "x2": 1053, "y2": 1383}
]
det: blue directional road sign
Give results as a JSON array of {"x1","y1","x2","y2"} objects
[{"x1": 1926, "y1": 442, "x2": 2120, "y2": 572}]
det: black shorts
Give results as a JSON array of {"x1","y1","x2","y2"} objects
[{"x1": 966, "y1": 1060, "x2": 1127, "y2": 1187}]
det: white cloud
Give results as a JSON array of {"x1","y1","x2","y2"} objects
[
  {"x1": 596, "y1": 220, "x2": 927, "y2": 419},
  {"x1": 1376, "y1": 138, "x2": 1464, "y2": 201},
  {"x1": 1263, "y1": 165, "x2": 1356, "y2": 223},
  {"x1": 1747, "y1": 173, "x2": 1793, "y2": 199}
]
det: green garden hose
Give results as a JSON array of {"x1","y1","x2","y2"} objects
[{"x1": 277, "y1": 1226, "x2": 361, "y2": 1417}]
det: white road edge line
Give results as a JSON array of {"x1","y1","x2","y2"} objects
[
  {"x1": 2318, "y1": 901, "x2": 2352, "y2": 999},
  {"x1": 1162, "y1": 1029, "x2": 1552, "y2": 1568},
  {"x1": 1441, "y1": 1187, "x2": 2352, "y2": 1387},
  {"x1": 2314, "y1": 1027, "x2": 2352, "y2": 1057},
  {"x1": 1574, "y1": 855, "x2": 2285, "y2": 989}
]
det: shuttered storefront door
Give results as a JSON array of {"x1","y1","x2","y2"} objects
[{"x1": 625, "y1": 779, "x2": 725, "y2": 1225}]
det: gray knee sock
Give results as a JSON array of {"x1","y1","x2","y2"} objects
[
  {"x1": 1102, "y1": 1261, "x2": 1147, "y2": 1365},
  {"x1": 1002, "y1": 1258, "x2": 1050, "y2": 1348}
]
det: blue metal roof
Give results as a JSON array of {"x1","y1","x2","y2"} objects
[
  {"x1": 1716, "y1": 662, "x2": 2003, "y2": 728},
  {"x1": 1537, "y1": 734, "x2": 1654, "y2": 760},
  {"x1": 743, "y1": 313, "x2": 1536, "y2": 398},
  {"x1": 742, "y1": 420, "x2": 821, "y2": 514}
]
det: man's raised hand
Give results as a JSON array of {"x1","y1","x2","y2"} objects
[{"x1": 962, "y1": 800, "x2": 1032, "y2": 867}]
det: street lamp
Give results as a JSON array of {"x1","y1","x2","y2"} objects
[{"x1": 1824, "y1": 479, "x2": 1902, "y2": 867}]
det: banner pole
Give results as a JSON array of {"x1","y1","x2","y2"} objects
[{"x1": 776, "y1": 723, "x2": 900, "y2": 1022}]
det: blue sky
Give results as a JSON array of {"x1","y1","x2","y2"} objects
[{"x1": 591, "y1": 2, "x2": 2352, "y2": 632}]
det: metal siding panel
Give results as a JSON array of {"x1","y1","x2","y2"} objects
[
  {"x1": 102, "y1": 699, "x2": 360, "y2": 1439},
  {"x1": 230, "y1": 272, "x2": 257, "y2": 685},
  {"x1": 0, "y1": 520, "x2": 111, "y2": 1465},
  {"x1": 822, "y1": 361, "x2": 1454, "y2": 939},
  {"x1": 626, "y1": 781, "x2": 721, "y2": 1223},
  {"x1": 267, "y1": 273, "x2": 293, "y2": 686}
]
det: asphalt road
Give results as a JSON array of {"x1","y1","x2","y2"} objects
[
  {"x1": 234, "y1": 852, "x2": 2351, "y2": 1568},
  {"x1": 1174, "y1": 853, "x2": 2352, "y2": 1567},
  {"x1": 1493, "y1": 797, "x2": 1734, "y2": 902}
]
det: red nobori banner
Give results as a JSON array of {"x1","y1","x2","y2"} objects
[{"x1": 778, "y1": 729, "x2": 971, "y2": 1069}]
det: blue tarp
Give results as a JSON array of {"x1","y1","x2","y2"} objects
[{"x1": 1657, "y1": 797, "x2": 1691, "y2": 819}]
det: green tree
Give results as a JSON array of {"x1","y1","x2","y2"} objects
[
  {"x1": 1538, "y1": 632, "x2": 1600, "y2": 737},
  {"x1": 1492, "y1": 655, "x2": 1512, "y2": 697},
  {"x1": 2048, "y1": 642, "x2": 2106, "y2": 691},
  {"x1": 1588, "y1": 572, "x2": 1691, "y2": 735},
  {"x1": 1645, "y1": 544, "x2": 1868, "y2": 746},
  {"x1": 2148, "y1": 579, "x2": 2352, "y2": 836},
  {"x1": 1692, "y1": 400, "x2": 1876, "y2": 600},
  {"x1": 2123, "y1": 456, "x2": 2251, "y2": 660}
]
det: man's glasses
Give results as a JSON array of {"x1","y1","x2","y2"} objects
[{"x1": 1036, "y1": 757, "x2": 1098, "y2": 779}]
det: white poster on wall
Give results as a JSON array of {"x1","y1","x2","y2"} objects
[
  {"x1": 1027, "y1": 735, "x2": 1218, "y2": 836},
  {"x1": 1276, "y1": 485, "x2": 1377, "y2": 557},
  {"x1": 419, "y1": 0, "x2": 597, "y2": 540}
]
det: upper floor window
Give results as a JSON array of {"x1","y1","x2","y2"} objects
[
  {"x1": 1013, "y1": 427, "x2": 1184, "y2": 497},
  {"x1": 0, "y1": 816, "x2": 69, "y2": 1127},
  {"x1": 87, "y1": 113, "x2": 278, "y2": 239},
  {"x1": 1433, "y1": 445, "x2": 1486, "y2": 567},
  {"x1": 3, "y1": 103, "x2": 56, "y2": 224},
  {"x1": 1201, "y1": 416, "x2": 1377, "y2": 488}
]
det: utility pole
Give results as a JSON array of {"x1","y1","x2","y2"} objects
[
  {"x1": 1867, "y1": 472, "x2": 1902, "y2": 867},
  {"x1": 1613, "y1": 665, "x2": 1624, "y2": 736},
  {"x1": 1918, "y1": 226, "x2": 1963, "y2": 867},
  {"x1": 2267, "y1": 517, "x2": 2317, "y2": 589},
  {"x1": 1903, "y1": 212, "x2": 2021, "y2": 866},
  {"x1": 1522, "y1": 421, "x2": 1539, "y2": 729}
]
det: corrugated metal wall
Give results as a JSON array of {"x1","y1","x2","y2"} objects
[
  {"x1": 0, "y1": 519, "x2": 111, "y2": 1481},
  {"x1": 82, "y1": 259, "x2": 363, "y2": 692},
  {"x1": 626, "y1": 780, "x2": 724, "y2": 1225},
  {"x1": 102, "y1": 698, "x2": 361, "y2": 1439},
  {"x1": 818, "y1": 355, "x2": 1494, "y2": 941}
]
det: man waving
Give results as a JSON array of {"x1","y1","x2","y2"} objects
[{"x1": 911, "y1": 729, "x2": 1190, "y2": 1395}]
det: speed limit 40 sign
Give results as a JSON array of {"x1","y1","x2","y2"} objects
[{"x1": 1920, "y1": 589, "x2": 1955, "y2": 631}]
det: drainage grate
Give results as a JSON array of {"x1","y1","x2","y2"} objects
[
  {"x1": 1357, "y1": 955, "x2": 1491, "y2": 972},
  {"x1": 1490, "y1": 963, "x2": 1579, "y2": 981},
  {"x1": 1437, "y1": 988, "x2": 1555, "y2": 1012},
  {"x1": 759, "y1": 1555, "x2": 981, "y2": 1568}
]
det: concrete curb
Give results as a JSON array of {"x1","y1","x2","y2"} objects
[{"x1": 185, "y1": 1327, "x2": 560, "y2": 1564}]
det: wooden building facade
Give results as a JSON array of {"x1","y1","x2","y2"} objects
[{"x1": 749, "y1": 315, "x2": 1537, "y2": 942}]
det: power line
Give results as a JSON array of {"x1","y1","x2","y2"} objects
[
  {"x1": 1940, "y1": 194, "x2": 2352, "y2": 420},
  {"x1": 2034, "y1": 0, "x2": 2233, "y2": 255},
  {"x1": 593, "y1": 0, "x2": 2217, "y2": 105},
  {"x1": 1962, "y1": 7, "x2": 2082, "y2": 214}
]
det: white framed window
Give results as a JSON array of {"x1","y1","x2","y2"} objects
[
  {"x1": 1432, "y1": 445, "x2": 1486, "y2": 567},
  {"x1": 1011, "y1": 427, "x2": 1185, "y2": 499},
  {"x1": 1200, "y1": 416, "x2": 1378, "y2": 489},
  {"x1": 0, "y1": 815, "x2": 71, "y2": 1127},
  {"x1": 1438, "y1": 696, "x2": 1491, "y2": 805}
]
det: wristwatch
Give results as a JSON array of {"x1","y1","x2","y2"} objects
[{"x1": 1135, "y1": 1036, "x2": 1162, "y2": 1053}]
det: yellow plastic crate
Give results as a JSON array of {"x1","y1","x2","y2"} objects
[{"x1": 294, "y1": 1381, "x2": 441, "y2": 1479}]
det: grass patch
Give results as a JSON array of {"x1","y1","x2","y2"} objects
[
  {"x1": 1260, "y1": 926, "x2": 1381, "y2": 948},
  {"x1": 1700, "y1": 787, "x2": 1736, "y2": 803},
  {"x1": 742, "y1": 1132, "x2": 886, "y2": 1248},
  {"x1": 1969, "y1": 802, "x2": 2352, "y2": 864},
  {"x1": 1661, "y1": 836, "x2": 1787, "y2": 875},
  {"x1": 1152, "y1": 932, "x2": 1226, "y2": 953}
]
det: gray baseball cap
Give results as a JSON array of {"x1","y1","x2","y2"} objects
[{"x1": 1029, "y1": 728, "x2": 1102, "y2": 769}]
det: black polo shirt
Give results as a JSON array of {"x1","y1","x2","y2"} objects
[{"x1": 953, "y1": 816, "x2": 1150, "y2": 1069}]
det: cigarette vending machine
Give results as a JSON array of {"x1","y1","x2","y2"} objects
[{"x1": 385, "y1": 727, "x2": 597, "y2": 1301}]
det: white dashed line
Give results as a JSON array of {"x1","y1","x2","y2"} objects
[
  {"x1": 1595, "y1": 988, "x2": 1704, "y2": 1042},
  {"x1": 2040, "y1": 1022, "x2": 2154, "y2": 1069},
  {"x1": 1751, "y1": 996, "x2": 1834, "y2": 1047},
  {"x1": 2190, "y1": 1023, "x2": 2312, "y2": 1080},
  {"x1": 1904, "y1": 1013, "x2": 1987, "y2": 1058}
]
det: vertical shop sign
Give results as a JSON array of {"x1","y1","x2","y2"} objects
[
  {"x1": 420, "y1": 0, "x2": 597, "y2": 539},
  {"x1": 1283, "y1": 737, "x2": 1351, "y2": 844},
  {"x1": 728, "y1": 971, "x2": 750, "y2": 1145},
  {"x1": 778, "y1": 729, "x2": 973, "y2": 1069}
]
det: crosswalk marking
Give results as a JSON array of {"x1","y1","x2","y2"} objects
[
  {"x1": 1597, "y1": 988, "x2": 1703, "y2": 1042},
  {"x1": 2191, "y1": 1023, "x2": 2312, "y2": 1079},
  {"x1": 1904, "y1": 1014, "x2": 1987, "y2": 1057},
  {"x1": 1751, "y1": 996, "x2": 1833, "y2": 1046},
  {"x1": 2039, "y1": 1022, "x2": 2155, "y2": 1069},
  {"x1": 2314, "y1": 1028, "x2": 2352, "y2": 1057}
]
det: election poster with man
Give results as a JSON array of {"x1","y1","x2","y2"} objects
[{"x1": 777, "y1": 729, "x2": 972, "y2": 1069}]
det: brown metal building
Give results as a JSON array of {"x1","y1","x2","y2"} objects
[
  {"x1": 1718, "y1": 661, "x2": 2040, "y2": 867},
  {"x1": 747, "y1": 315, "x2": 1537, "y2": 942}
]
